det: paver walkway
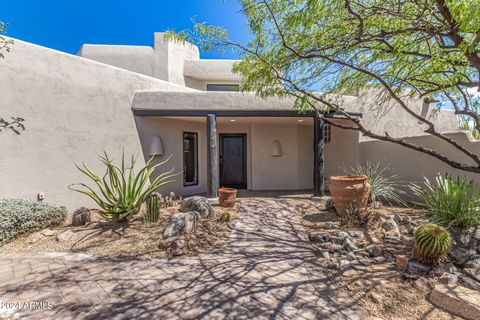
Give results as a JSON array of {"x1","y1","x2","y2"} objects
[{"x1": 0, "y1": 197, "x2": 367, "y2": 319}]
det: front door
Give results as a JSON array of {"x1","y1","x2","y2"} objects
[{"x1": 219, "y1": 134, "x2": 247, "y2": 189}]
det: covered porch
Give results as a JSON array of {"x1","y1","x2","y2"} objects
[{"x1": 131, "y1": 91, "x2": 362, "y2": 198}]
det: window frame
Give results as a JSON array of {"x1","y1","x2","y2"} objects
[
  {"x1": 324, "y1": 124, "x2": 332, "y2": 143},
  {"x1": 183, "y1": 132, "x2": 199, "y2": 186},
  {"x1": 206, "y1": 84, "x2": 240, "y2": 92}
]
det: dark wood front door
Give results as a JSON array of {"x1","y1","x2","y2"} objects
[{"x1": 219, "y1": 134, "x2": 247, "y2": 189}]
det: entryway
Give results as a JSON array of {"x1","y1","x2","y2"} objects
[{"x1": 219, "y1": 133, "x2": 247, "y2": 189}]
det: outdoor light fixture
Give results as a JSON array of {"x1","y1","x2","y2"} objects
[
  {"x1": 298, "y1": 119, "x2": 304, "y2": 122},
  {"x1": 149, "y1": 136, "x2": 165, "y2": 157},
  {"x1": 271, "y1": 139, "x2": 283, "y2": 157},
  {"x1": 230, "y1": 119, "x2": 237, "y2": 122}
]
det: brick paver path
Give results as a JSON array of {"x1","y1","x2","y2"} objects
[{"x1": 0, "y1": 197, "x2": 367, "y2": 319}]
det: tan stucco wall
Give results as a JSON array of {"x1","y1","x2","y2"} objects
[
  {"x1": 0, "y1": 38, "x2": 193, "y2": 211},
  {"x1": 359, "y1": 131, "x2": 480, "y2": 197}
]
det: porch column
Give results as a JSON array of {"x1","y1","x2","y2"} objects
[
  {"x1": 207, "y1": 114, "x2": 219, "y2": 198},
  {"x1": 313, "y1": 115, "x2": 325, "y2": 197}
]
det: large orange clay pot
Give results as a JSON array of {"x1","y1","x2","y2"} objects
[
  {"x1": 218, "y1": 187, "x2": 237, "y2": 207},
  {"x1": 329, "y1": 176, "x2": 371, "y2": 214}
]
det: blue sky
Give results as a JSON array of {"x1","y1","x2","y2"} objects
[{"x1": 1, "y1": 0, "x2": 249, "y2": 59}]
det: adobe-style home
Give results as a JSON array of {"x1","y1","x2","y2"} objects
[{"x1": 1, "y1": 32, "x2": 478, "y2": 210}]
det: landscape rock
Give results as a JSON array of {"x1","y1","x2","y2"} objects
[
  {"x1": 71, "y1": 207, "x2": 91, "y2": 226},
  {"x1": 373, "y1": 256, "x2": 386, "y2": 263},
  {"x1": 393, "y1": 213, "x2": 402, "y2": 223},
  {"x1": 309, "y1": 231, "x2": 328, "y2": 243},
  {"x1": 434, "y1": 262, "x2": 458, "y2": 275},
  {"x1": 464, "y1": 268, "x2": 480, "y2": 282},
  {"x1": 464, "y1": 256, "x2": 480, "y2": 269},
  {"x1": 320, "y1": 242, "x2": 344, "y2": 252},
  {"x1": 430, "y1": 284, "x2": 480, "y2": 320},
  {"x1": 327, "y1": 262, "x2": 338, "y2": 270},
  {"x1": 366, "y1": 244, "x2": 383, "y2": 257},
  {"x1": 414, "y1": 277, "x2": 432, "y2": 291},
  {"x1": 395, "y1": 255, "x2": 409, "y2": 270},
  {"x1": 439, "y1": 273, "x2": 458, "y2": 285},
  {"x1": 407, "y1": 261, "x2": 431, "y2": 274},
  {"x1": 344, "y1": 238, "x2": 358, "y2": 251},
  {"x1": 347, "y1": 252, "x2": 356, "y2": 261},
  {"x1": 40, "y1": 228, "x2": 56, "y2": 237},
  {"x1": 324, "y1": 222, "x2": 339, "y2": 229},
  {"x1": 163, "y1": 211, "x2": 199, "y2": 239},
  {"x1": 458, "y1": 274, "x2": 480, "y2": 291},
  {"x1": 382, "y1": 219, "x2": 398, "y2": 231},
  {"x1": 318, "y1": 249, "x2": 330, "y2": 259},
  {"x1": 56, "y1": 230, "x2": 74, "y2": 242},
  {"x1": 384, "y1": 236, "x2": 401, "y2": 243},
  {"x1": 26, "y1": 232, "x2": 46, "y2": 244},
  {"x1": 339, "y1": 259, "x2": 353, "y2": 271},
  {"x1": 159, "y1": 238, "x2": 187, "y2": 256},
  {"x1": 347, "y1": 231, "x2": 365, "y2": 239},
  {"x1": 450, "y1": 247, "x2": 476, "y2": 265},
  {"x1": 179, "y1": 196, "x2": 215, "y2": 219}
]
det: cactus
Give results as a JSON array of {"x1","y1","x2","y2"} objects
[
  {"x1": 144, "y1": 193, "x2": 160, "y2": 223},
  {"x1": 412, "y1": 223, "x2": 452, "y2": 265},
  {"x1": 220, "y1": 211, "x2": 231, "y2": 222}
]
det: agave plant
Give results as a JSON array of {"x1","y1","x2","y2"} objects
[
  {"x1": 69, "y1": 151, "x2": 177, "y2": 222},
  {"x1": 413, "y1": 223, "x2": 451, "y2": 266},
  {"x1": 348, "y1": 161, "x2": 405, "y2": 206},
  {"x1": 411, "y1": 174, "x2": 480, "y2": 229}
]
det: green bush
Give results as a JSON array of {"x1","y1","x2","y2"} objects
[
  {"x1": 413, "y1": 223, "x2": 451, "y2": 265},
  {"x1": 0, "y1": 199, "x2": 67, "y2": 244},
  {"x1": 349, "y1": 161, "x2": 405, "y2": 206},
  {"x1": 411, "y1": 174, "x2": 480, "y2": 229},
  {"x1": 69, "y1": 151, "x2": 177, "y2": 222}
]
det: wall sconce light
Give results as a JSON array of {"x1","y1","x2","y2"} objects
[
  {"x1": 149, "y1": 136, "x2": 164, "y2": 157},
  {"x1": 271, "y1": 139, "x2": 283, "y2": 157}
]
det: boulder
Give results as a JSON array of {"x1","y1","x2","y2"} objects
[
  {"x1": 40, "y1": 228, "x2": 56, "y2": 237},
  {"x1": 458, "y1": 274, "x2": 480, "y2": 291},
  {"x1": 179, "y1": 196, "x2": 215, "y2": 219},
  {"x1": 26, "y1": 232, "x2": 46, "y2": 244},
  {"x1": 71, "y1": 207, "x2": 91, "y2": 226},
  {"x1": 163, "y1": 211, "x2": 199, "y2": 239},
  {"x1": 366, "y1": 244, "x2": 383, "y2": 257},
  {"x1": 56, "y1": 230, "x2": 74, "y2": 242},
  {"x1": 430, "y1": 284, "x2": 480, "y2": 320},
  {"x1": 159, "y1": 238, "x2": 187, "y2": 256}
]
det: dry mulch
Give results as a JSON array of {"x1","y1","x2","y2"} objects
[
  {"x1": 295, "y1": 198, "x2": 461, "y2": 320},
  {"x1": 0, "y1": 204, "x2": 239, "y2": 259}
]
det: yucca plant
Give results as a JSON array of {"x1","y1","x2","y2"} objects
[
  {"x1": 411, "y1": 174, "x2": 480, "y2": 229},
  {"x1": 348, "y1": 161, "x2": 405, "y2": 206},
  {"x1": 69, "y1": 151, "x2": 177, "y2": 222},
  {"x1": 413, "y1": 223, "x2": 452, "y2": 266},
  {"x1": 144, "y1": 193, "x2": 161, "y2": 223}
]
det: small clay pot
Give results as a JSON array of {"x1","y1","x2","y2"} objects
[
  {"x1": 218, "y1": 187, "x2": 237, "y2": 207},
  {"x1": 329, "y1": 175, "x2": 371, "y2": 214}
]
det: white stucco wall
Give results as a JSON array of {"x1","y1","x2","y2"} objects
[
  {"x1": 359, "y1": 131, "x2": 480, "y2": 198},
  {"x1": 0, "y1": 38, "x2": 193, "y2": 211}
]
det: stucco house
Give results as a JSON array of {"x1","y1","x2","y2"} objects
[{"x1": 1, "y1": 32, "x2": 479, "y2": 210}]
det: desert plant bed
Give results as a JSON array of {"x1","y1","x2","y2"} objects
[
  {"x1": 296, "y1": 198, "x2": 475, "y2": 320},
  {"x1": 0, "y1": 203, "x2": 240, "y2": 259}
]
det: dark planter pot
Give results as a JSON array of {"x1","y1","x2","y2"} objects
[
  {"x1": 329, "y1": 175, "x2": 370, "y2": 214},
  {"x1": 218, "y1": 187, "x2": 237, "y2": 207}
]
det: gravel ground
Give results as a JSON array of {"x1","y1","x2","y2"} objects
[
  {"x1": 0, "y1": 204, "x2": 239, "y2": 259},
  {"x1": 295, "y1": 198, "x2": 460, "y2": 320}
]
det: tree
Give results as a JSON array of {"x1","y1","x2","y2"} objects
[
  {"x1": 167, "y1": 0, "x2": 480, "y2": 173},
  {"x1": 0, "y1": 20, "x2": 24, "y2": 134}
]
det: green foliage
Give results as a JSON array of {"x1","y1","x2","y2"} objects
[
  {"x1": 69, "y1": 151, "x2": 177, "y2": 222},
  {"x1": 220, "y1": 211, "x2": 231, "y2": 222},
  {"x1": 349, "y1": 162, "x2": 405, "y2": 206},
  {"x1": 340, "y1": 206, "x2": 369, "y2": 228},
  {"x1": 0, "y1": 20, "x2": 13, "y2": 59},
  {"x1": 411, "y1": 174, "x2": 480, "y2": 229},
  {"x1": 144, "y1": 193, "x2": 161, "y2": 223},
  {"x1": 413, "y1": 223, "x2": 451, "y2": 265},
  {"x1": 159, "y1": 192, "x2": 182, "y2": 208},
  {"x1": 0, "y1": 199, "x2": 67, "y2": 244}
]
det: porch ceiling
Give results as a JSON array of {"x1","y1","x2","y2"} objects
[{"x1": 165, "y1": 116, "x2": 314, "y2": 125}]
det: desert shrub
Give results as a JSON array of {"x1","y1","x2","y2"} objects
[
  {"x1": 340, "y1": 206, "x2": 369, "y2": 228},
  {"x1": 70, "y1": 151, "x2": 177, "y2": 222},
  {"x1": 0, "y1": 199, "x2": 67, "y2": 244},
  {"x1": 348, "y1": 161, "x2": 405, "y2": 206},
  {"x1": 159, "y1": 192, "x2": 182, "y2": 208},
  {"x1": 413, "y1": 223, "x2": 451, "y2": 265},
  {"x1": 411, "y1": 174, "x2": 480, "y2": 229}
]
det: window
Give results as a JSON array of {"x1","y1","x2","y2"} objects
[
  {"x1": 324, "y1": 124, "x2": 332, "y2": 143},
  {"x1": 183, "y1": 132, "x2": 198, "y2": 186},
  {"x1": 207, "y1": 84, "x2": 240, "y2": 92}
]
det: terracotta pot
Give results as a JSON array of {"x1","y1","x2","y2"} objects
[
  {"x1": 329, "y1": 175, "x2": 371, "y2": 214},
  {"x1": 218, "y1": 187, "x2": 237, "y2": 207}
]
